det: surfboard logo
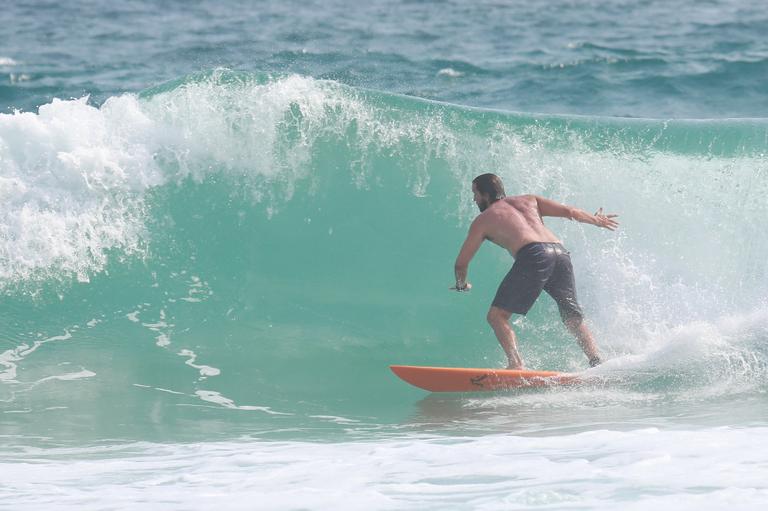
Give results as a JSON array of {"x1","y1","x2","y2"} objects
[{"x1": 470, "y1": 374, "x2": 489, "y2": 388}]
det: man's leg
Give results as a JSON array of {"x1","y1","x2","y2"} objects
[
  {"x1": 487, "y1": 306, "x2": 525, "y2": 369},
  {"x1": 546, "y1": 250, "x2": 603, "y2": 367},
  {"x1": 564, "y1": 317, "x2": 602, "y2": 366}
]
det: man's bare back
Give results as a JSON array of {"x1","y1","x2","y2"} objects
[{"x1": 474, "y1": 195, "x2": 561, "y2": 257}]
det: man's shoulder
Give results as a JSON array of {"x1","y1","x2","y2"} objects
[
  {"x1": 507, "y1": 193, "x2": 536, "y2": 201},
  {"x1": 471, "y1": 210, "x2": 494, "y2": 229},
  {"x1": 504, "y1": 194, "x2": 537, "y2": 206}
]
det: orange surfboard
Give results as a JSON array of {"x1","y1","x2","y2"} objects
[{"x1": 390, "y1": 365, "x2": 579, "y2": 392}]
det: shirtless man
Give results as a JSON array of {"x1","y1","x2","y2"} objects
[{"x1": 453, "y1": 173, "x2": 618, "y2": 369}]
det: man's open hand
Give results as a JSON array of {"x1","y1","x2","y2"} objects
[{"x1": 593, "y1": 208, "x2": 619, "y2": 230}]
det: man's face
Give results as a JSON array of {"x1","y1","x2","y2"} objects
[{"x1": 472, "y1": 183, "x2": 490, "y2": 212}]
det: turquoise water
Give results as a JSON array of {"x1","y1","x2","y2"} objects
[{"x1": 2, "y1": 1, "x2": 768, "y2": 509}]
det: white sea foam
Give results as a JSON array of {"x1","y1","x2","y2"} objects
[
  {"x1": 437, "y1": 67, "x2": 463, "y2": 77},
  {"x1": 1, "y1": 428, "x2": 766, "y2": 510},
  {"x1": 29, "y1": 369, "x2": 96, "y2": 388},
  {"x1": 193, "y1": 389, "x2": 287, "y2": 414},
  {"x1": 0, "y1": 331, "x2": 72, "y2": 383},
  {"x1": 178, "y1": 349, "x2": 221, "y2": 378},
  {"x1": 155, "y1": 333, "x2": 171, "y2": 347},
  {"x1": 0, "y1": 96, "x2": 164, "y2": 288}
]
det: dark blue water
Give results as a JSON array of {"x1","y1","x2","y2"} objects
[{"x1": 3, "y1": 0, "x2": 768, "y2": 117}]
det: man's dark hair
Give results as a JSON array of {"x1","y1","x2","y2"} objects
[{"x1": 472, "y1": 173, "x2": 506, "y2": 202}]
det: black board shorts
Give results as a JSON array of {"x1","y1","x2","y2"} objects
[{"x1": 492, "y1": 242, "x2": 584, "y2": 321}]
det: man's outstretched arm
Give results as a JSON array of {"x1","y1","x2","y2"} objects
[
  {"x1": 534, "y1": 195, "x2": 619, "y2": 230},
  {"x1": 453, "y1": 219, "x2": 485, "y2": 290}
]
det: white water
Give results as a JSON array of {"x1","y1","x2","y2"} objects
[{"x1": 2, "y1": 428, "x2": 767, "y2": 510}]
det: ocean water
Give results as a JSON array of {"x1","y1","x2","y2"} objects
[{"x1": 2, "y1": 0, "x2": 768, "y2": 509}]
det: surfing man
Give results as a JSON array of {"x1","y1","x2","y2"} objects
[{"x1": 452, "y1": 173, "x2": 618, "y2": 369}]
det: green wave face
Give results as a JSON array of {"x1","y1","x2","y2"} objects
[{"x1": 2, "y1": 71, "x2": 768, "y2": 443}]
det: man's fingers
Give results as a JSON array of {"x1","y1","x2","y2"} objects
[
  {"x1": 598, "y1": 214, "x2": 620, "y2": 230},
  {"x1": 593, "y1": 209, "x2": 620, "y2": 230},
  {"x1": 594, "y1": 209, "x2": 619, "y2": 218}
]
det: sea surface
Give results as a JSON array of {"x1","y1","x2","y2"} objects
[{"x1": 2, "y1": 0, "x2": 768, "y2": 509}]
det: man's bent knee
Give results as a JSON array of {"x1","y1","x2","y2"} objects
[
  {"x1": 563, "y1": 315, "x2": 583, "y2": 330},
  {"x1": 487, "y1": 306, "x2": 512, "y2": 328}
]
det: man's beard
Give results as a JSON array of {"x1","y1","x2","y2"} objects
[{"x1": 477, "y1": 198, "x2": 489, "y2": 212}]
